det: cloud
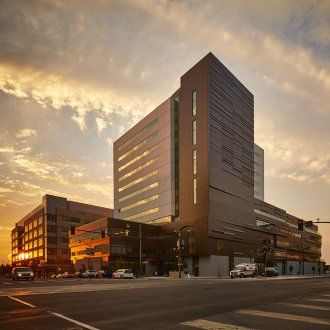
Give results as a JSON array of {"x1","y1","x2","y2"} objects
[{"x1": 16, "y1": 129, "x2": 37, "y2": 138}]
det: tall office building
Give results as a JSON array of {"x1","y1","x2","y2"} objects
[
  {"x1": 11, "y1": 194, "x2": 113, "y2": 274},
  {"x1": 114, "y1": 52, "x2": 322, "y2": 276},
  {"x1": 254, "y1": 143, "x2": 264, "y2": 201}
]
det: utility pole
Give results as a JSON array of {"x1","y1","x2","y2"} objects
[
  {"x1": 139, "y1": 224, "x2": 142, "y2": 277},
  {"x1": 217, "y1": 239, "x2": 223, "y2": 278}
]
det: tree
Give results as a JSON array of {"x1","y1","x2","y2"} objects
[{"x1": 289, "y1": 265, "x2": 294, "y2": 275}]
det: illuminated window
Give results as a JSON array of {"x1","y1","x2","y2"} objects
[
  {"x1": 29, "y1": 242, "x2": 32, "y2": 249},
  {"x1": 34, "y1": 230, "x2": 38, "y2": 238},
  {"x1": 38, "y1": 249, "x2": 43, "y2": 256},
  {"x1": 33, "y1": 250, "x2": 37, "y2": 257},
  {"x1": 38, "y1": 227, "x2": 43, "y2": 236},
  {"x1": 33, "y1": 219, "x2": 38, "y2": 227},
  {"x1": 33, "y1": 241, "x2": 37, "y2": 248},
  {"x1": 38, "y1": 217, "x2": 43, "y2": 225},
  {"x1": 120, "y1": 195, "x2": 159, "y2": 213},
  {"x1": 119, "y1": 157, "x2": 157, "y2": 182},
  {"x1": 118, "y1": 170, "x2": 158, "y2": 192},
  {"x1": 119, "y1": 119, "x2": 158, "y2": 151},
  {"x1": 38, "y1": 238, "x2": 43, "y2": 246},
  {"x1": 124, "y1": 207, "x2": 159, "y2": 221},
  {"x1": 193, "y1": 149, "x2": 197, "y2": 174},
  {"x1": 118, "y1": 131, "x2": 157, "y2": 162},
  {"x1": 192, "y1": 120, "x2": 197, "y2": 145},
  {"x1": 193, "y1": 178, "x2": 197, "y2": 204},
  {"x1": 192, "y1": 90, "x2": 197, "y2": 116},
  {"x1": 119, "y1": 145, "x2": 157, "y2": 172},
  {"x1": 119, "y1": 182, "x2": 159, "y2": 203}
]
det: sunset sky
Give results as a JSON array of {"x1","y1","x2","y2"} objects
[{"x1": 0, "y1": 0, "x2": 329, "y2": 264}]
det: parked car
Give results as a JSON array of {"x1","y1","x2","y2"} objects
[
  {"x1": 62, "y1": 272, "x2": 73, "y2": 279},
  {"x1": 98, "y1": 270, "x2": 112, "y2": 278},
  {"x1": 12, "y1": 267, "x2": 34, "y2": 281},
  {"x1": 112, "y1": 269, "x2": 134, "y2": 279},
  {"x1": 262, "y1": 267, "x2": 279, "y2": 277},
  {"x1": 230, "y1": 263, "x2": 258, "y2": 278},
  {"x1": 50, "y1": 274, "x2": 57, "y2": 279},
  {"x1": 73, "y1": 271, "x2": 83, "y2": 278},
  {"x1": 82, "y1": 270, "x2": 98, "y2": 278},
  {"x1": 56, "y1": 273, "x2": 63, "y2": 279}
]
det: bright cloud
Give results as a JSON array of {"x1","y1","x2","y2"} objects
[{"x1": 16, "y1": 129, "x2": 37, "y2": 138}]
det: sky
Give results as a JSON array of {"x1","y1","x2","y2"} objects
[{"x1": 0, "y1": 0, "x2": 329, "y2": 264}]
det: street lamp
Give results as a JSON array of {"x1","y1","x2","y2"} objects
[{"x1": 175, "y1": 225, "x2": 195, "y2": 278}]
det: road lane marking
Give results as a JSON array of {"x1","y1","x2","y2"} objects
[
  {"x1": 279, "y1": 303, "x2": 330, "y2": 311},
  {"x1": 8, "y1": 296, "x2": 36, "y2": 308},
  {"x1": 307, "y1": 298, "x2": 330, "y2": 303},
  {"x1": 236, "y1": 310, "x2": 330, "y2": 325},
  {"x1": 181, "y1": 319, "x2": 254, "y2": 329},
  {"x1": 322, "y1": 294, "x2": 330, "y2": 297},
  {"x1": 51, "y1": 312, "x2": 100, "y2": 330}
]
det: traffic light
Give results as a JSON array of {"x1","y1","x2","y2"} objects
[
  {"x1": 101, "y1": 229, "x2": 106, "y2": 238},
  {"x1": 298, "y1": 219, "x2": 304, "y2": 231},
  {"x1": 70, "y1": 226, "x2": 75, "y2": 235}
]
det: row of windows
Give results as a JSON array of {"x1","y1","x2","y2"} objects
[
  {"x1": 193, "y1": 178, "x2": 197, "y2": 204},
  {"x1": 192, "y1": 120, "x2": 197, "y2": 145},
  {"x1": 25, "y1": 217, "x2": 43, "y2": 231},
  {"x1": 192, "y1": 90, "x2": 197, "y2": 205},
  {"x1": 118, "y1": 131, "x2": 157, "y2": 162},
  {"x1": 118, "y1": 170, "x2": 158, "y2": 192},
  {"x1": 192, "y1": 90, "x2": 197, "y2": 116},
  {"x1": 119, "y1": 194, "x2": 159, "y2": 213},
  {"x1": 24, "y1": 238, "x2": 43, "y2": 250},
  {"x1": 24, "y1": 228, "x2": 43, "y2": 241},
  {"x1": 118, "y1": 157, "x2": 157, "y2": 182},
  {"x1": 118, "y1": 182, "x2": 159, "y2": 203},
  {"x1": 118, "y1": 118, "x2": 158, "y2": 151},
  {"x1": 123, "y1": 207, "x2": 159, "y2": 221},
  {"x1": 118, "y1": 145, "x2": 158, "y2": 172}
]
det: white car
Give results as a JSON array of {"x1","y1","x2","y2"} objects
[
  {"x1": 112, "y1": 269, "x2": 134, "y2": 279},
  {"x1": 230, "y1": 263, "x2": 258, "y2": 278}
]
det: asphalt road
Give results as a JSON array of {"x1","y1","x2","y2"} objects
[{"x1": 0, "y1": 276, "x2": 329, "y2": 330}]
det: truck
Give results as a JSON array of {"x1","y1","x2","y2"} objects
[{"x1": 230, "y1": 263, "x2": 258, "y2": 278}]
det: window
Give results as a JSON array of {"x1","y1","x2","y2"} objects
[
  {"x1": 120, "y1": 194, "x2": 159, "y2": 213},
  {"x1": 119, "y1": 157, "x2": 157, "y2": 182},
  {"x1": 33, "y1": 219, "x2": 38, "y2": 227},
  {"x1": 38, "y1": 238, "x2": 43, "y2": 246},
  {"x1": 192, "y1": 90, "x2": 197, "y2": 116},
  {"x1": 192, "y1": 120, "x2": 197, "y2": 145},
  {"x1": 118, "y1": 170, "x2": 158, "y2": 192},
  {"x1": 193, "y1": 149, "x2": 197, "y2": 175},
  {"x1": 119, "y1": 145, "x2": 157, "y2": 172},
  {"x1": 119, "y1": 182, "x2": 159, "y2": 203},
  {"x1": 38, "y1": 227, "x2": 43, "y2": 236},
  {"x1": 193, "y1": 178, "x2": 197, "y2": 204},
  {"x1": 123, "y1": 207, "x2": 159, "y2": 221},
  {"x1": 118, "y1": 131, "x2": 157, "y2": 162},
  {"x1": 119, "y1": 119, "x2": 158, "y2": 151},
  {"x1": 38, "y1": 249, "x2": 43, "y2": 257}
]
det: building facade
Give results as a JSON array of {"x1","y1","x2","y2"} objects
[
  {"x1": 254, "y1": 143, "x2": 264, "y2": 200},
  {"x1": 11, "y1": 194, "x2": 113, "y2": 274},
  {"x1": 113, "y1": 52, "x2": 322, "y2": 276},
  {"x1": 69, "y1": 217, "x2": 177, "y2": 275}
]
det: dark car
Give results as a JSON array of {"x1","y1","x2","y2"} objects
[
  {"x1": 262, "y1": 267, "x2": 279, "y2": 277},
  {"x1": 98, "y1": 270, "x2": 112, "y2": 278},
  {"x1": 12, "y1": 267, "x2": 34, "y2": 281}
]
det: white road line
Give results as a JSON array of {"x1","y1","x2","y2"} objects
[
  {"x1": 322, "y1": 294, "x2": 330, "y2": 297},
  {"x1": 236, "y1": 310, "x2": 330, "y2": 326},
  {"x1": 279, "y1": 303, "x2": 330, "y2": 311},
  {"x1": 51, "y1": 312, "x2": 100, "y2": 330},
  {"x1": 181, "y1": 319, "x2": 254, "y2": 329},
  {"x1": 307, "y1": 298, "x2": 330, "y2": 303},
  {"x1": 8, "y1": 296, "x2": 36, "y2": 308}
]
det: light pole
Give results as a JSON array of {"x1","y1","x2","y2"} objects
[{"x1": 175, "y1": 225, "x2": 195, "y2": 278}]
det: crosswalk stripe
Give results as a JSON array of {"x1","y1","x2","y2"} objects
[
  {"x1": 236, "y1": 310, "x2": 330, "y2": 326},
  {"x1": 279, "y1": 303, "x2": 330, "y2": 311},
  {"x1": 181, "y1": 319, "x2": 254, "y2": 330},
  {"x1": 322, "y1": 294, "x2": 330, "y2": 297},
  {"x1": 307, "y1": 298, "x2": 330, "y2": 303}
]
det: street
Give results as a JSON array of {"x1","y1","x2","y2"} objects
[{"x1": 0, "y1": 276, "x2": 329, "y2": 330}]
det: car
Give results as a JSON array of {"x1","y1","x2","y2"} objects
[
  {"x1": 62, "y1": 272, "x2": 73, "y2": 278},
  {"x1": 98, "y1": 270, "x2": 112, "y2": 278},
  {"x1": 230, "y1": 263, "x2": 258, "y2": 278},
  {"x1": 82, "y1": 270, "x2": 98, "y2": 278},
  {"x1": 262, "y1": 267, "x2": 279, "y2": 277},
  {"x1": 112, "y1": 269, "x2": 134, "y2": 279},
  {"x1": 73, "y1": 271, "x2": 83, "y2": 278},
  {"x1": 12, "y1": 267, "x2": 34, "y2": 281},
  {"x1": 50, "y1": 274, "x2": 57, "y2": 279},
  {"x1": 56, "y1": 273, "x2": 63, "y2": 279}
]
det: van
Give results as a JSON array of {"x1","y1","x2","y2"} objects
[{"x1": 230, "y1": 263, "x2": 258, "y2": 278}]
